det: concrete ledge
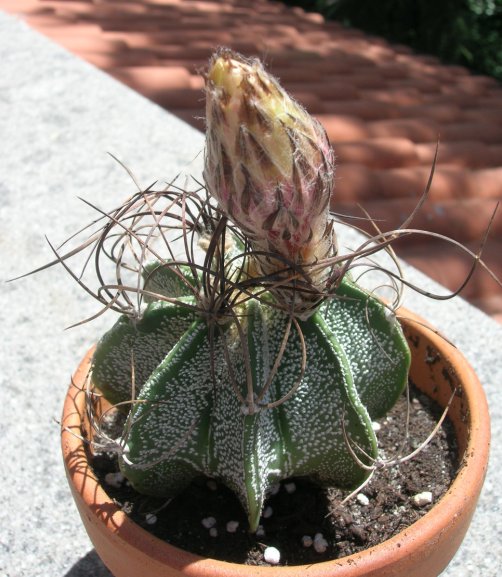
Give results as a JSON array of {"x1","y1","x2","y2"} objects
[{"x1": 1, "y1": 12, "x2": 500, "y2": 576}]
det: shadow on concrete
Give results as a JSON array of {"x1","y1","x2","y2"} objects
[{"x1": 63, "y1": 550, "x2": 113, "y2": 577}]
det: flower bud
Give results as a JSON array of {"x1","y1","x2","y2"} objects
[{"x1": 204, "y1": 49, "x2": 335, "y2": 268}]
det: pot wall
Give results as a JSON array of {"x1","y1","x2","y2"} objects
[{"x1": 61, "y1": 309, "x2": 490, "y2": 577}]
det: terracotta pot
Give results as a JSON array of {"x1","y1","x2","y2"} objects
[{"x1": 61, "y1": 309, "x2": 490, "y2": 577}]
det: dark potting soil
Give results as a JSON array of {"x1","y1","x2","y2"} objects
[{"x1": 91, "y1": 383, "x2": 458, "y2": 566}]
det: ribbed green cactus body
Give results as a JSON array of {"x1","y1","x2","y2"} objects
[
  {"x1": 92, "y1": 269, "x2": 410, "y2": 531},
  {"x1": 92, "y1": 299, "x2": 196, "y2": 407}
]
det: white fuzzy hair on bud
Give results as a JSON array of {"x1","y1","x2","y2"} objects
[{"x1": 204, "y1": 48, "x2": 337, "y2": 317}]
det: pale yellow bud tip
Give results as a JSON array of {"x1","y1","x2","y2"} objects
[{"x1": 208, "y1": 56, "x2": 243, "y2": 94}]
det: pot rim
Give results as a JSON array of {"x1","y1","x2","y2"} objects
[{"x1": 62, "y1": 307, "x2": 490, "y2": 576}]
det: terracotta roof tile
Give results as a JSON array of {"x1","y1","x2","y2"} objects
[
  {"x1": 442, "y1": 122, "x2": 502, "y2": 145},
  {"x1": 333, "y1": 164, "x2": 380, "y2": 202},
  {"x1": 315, "y1": 114, "x2": 370, "y2": 142},
  {"x1": 3, "y1": 0, "x2": 501, "y2": 320},
  {"x1": 400, "y1": 104, "x2": 463, "y2": 124},
  {"x1": 363, "y1": 88, "x2": 424, "y2": 106},
  {"x1": 334, "y1": 197, "x2": 502, "y2": 244},
  {"x1": 398, "y1": 240, "x2": 502, "y2": 301},
  {"x1": 320, "y1": 100, "x2": 399, "y2": 121},
  {"x1": 367, "y1": 118, "x2": 440, "y2": 142},
  {"x1": 415, "y1": 142, "x2": 502, "y2": 169},
  {"x1": 376, "y1": 166, "x2": 502, "y2": 201},
  {"x1": 335, "y1": 138, "x2": 419, "y2": 169},
  {"x1": 111, "y1": 65, "x2": 194, "y2": 91},
  {"x1": 286, "y1": 81, "x2": 360, "y2": 101}
]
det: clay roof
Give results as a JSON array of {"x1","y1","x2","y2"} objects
[{"x1": 3, "y1": 0, "x2": 502, "y2": 321}]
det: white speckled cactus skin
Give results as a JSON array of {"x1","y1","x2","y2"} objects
[
  {"x1": 91, "y1": 50, "x2": 411, "y2": 531},
  {"x1": 92, "y1": 265, "x2": 410, "y2": 531}
]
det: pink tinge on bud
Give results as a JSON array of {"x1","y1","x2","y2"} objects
[{"x1": 204, "y1": 48, "x2": 335, "y2": 268}]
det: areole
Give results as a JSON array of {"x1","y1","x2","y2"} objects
[{"x1": 62, "y1": 308, "x2": 490, "y2": 577}]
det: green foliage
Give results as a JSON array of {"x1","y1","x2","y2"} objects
[
  {"x1": 280, "y1": 0, "x2": 502, "y2": 81},
  {"x1": 93, "y1": 265, "x2": 410, "y2": 530}
]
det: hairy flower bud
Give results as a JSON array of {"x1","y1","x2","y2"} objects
[{"x1": 204, "y1": 49, "x2": 336, "y2": 315}]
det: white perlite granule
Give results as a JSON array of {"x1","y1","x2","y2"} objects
[
  {"x1": 264, "y1": 546, "x2": 281, "y2": 565},
  {"x1": 206, "y1": 480, "x2": 218, "y2": 491},
  {"x1": 104, "y1": 472, "x2": 124, "y2": 488},
  {"x1": 302, "y1": 535, "x2": 313, "y2": 548},
  {"x1": 201, "y1": 516, "x2": 217, "y2": 529},
  {"x1": 372, "y1": 421, "x2": 382, "y2": 432},
  {"x1": 313, "y1": 533, "x2": 328, "y2": 553},
  {"x1": 145, "y1": 513, "x2": 157, "y2": 525},
  {"x1": 263, "y1": 506, "x2": 273, "y2": 519},
  {"x1": 357, "y1": 493, "x2": 370, "y2": 506},
  {"x1": 412, "y1": 491, "x2": 433, "y2": 507},
  {"x1": 226, "y1": 521, "x2": 239, "y2": 533}
]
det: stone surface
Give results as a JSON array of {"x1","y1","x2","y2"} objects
[{"x1": 0, "y1": 11, "x2": 501, "y2": 577}]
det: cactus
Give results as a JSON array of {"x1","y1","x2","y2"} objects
[{"x1": 90, "y1": 49, "x2": 411, "y2": 532}]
